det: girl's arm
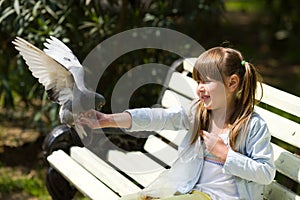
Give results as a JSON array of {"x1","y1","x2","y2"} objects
[
  {"x1": 78, "y1": 109, "x2": 132, "y2": 129},
  {"x1": 222, "y1": 115, "x2": 276, "y2": 185},
  {"x1": 125, "y1": 106, "x2": 189, "y2": 132},
  {"x1": 78, "y1": 106, "x2": 189, "y2": 132}
]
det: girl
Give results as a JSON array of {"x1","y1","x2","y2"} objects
[{"x1": 78, "y1": 47, "x2": 275, "y2": 200}]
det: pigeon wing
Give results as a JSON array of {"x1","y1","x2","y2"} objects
[
  {"x1": 43, "y1": 36, "x2": 82, "y2": 70},
  {"x1": 12, "y1": 37, "x2": 74, "y2": 105}
]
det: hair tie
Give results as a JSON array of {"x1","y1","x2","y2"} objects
[{"x1": 241, "y1": 60, "x2": 246, "y2": 66}]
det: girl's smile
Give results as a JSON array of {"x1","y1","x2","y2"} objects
[{"x1": 200, "y1": 94, "x2": 210, "y2": 102}]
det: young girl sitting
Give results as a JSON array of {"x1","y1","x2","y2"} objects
[{"x1": 78, "y1": 47, "x2": 276, "y2": 200}]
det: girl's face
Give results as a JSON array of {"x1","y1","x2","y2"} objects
[{"x1": 196, "y1": 76, "x2": 227, "y2": 110}]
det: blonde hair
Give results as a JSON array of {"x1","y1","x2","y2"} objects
[{"x1": 190, "y1": 47, "x2": 262, "y2": 151}]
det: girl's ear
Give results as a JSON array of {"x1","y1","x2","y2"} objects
[{"x1": 227, "y1": 74, "x2": 240, "y2": 92}]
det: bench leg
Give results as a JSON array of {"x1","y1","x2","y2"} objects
[
  {"x1": 46, "y1": 167, "x2": 77, "y2": 200},
  {"x1": 42, "y1": 124, "x2": 83, "y2": 158},
  {"x1": 43, "y1": 124, "x2": 84, "y2": 200}
]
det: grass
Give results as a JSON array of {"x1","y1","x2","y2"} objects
[
  {"x1": 0, "y1": 165, "x2": 90, "y2": 199},
  {"x1": 0, "y1": 165, "x2": 50, "y2": 199}
]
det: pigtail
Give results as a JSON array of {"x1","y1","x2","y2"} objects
[
  {"x1": 229, "y1": 61, "x2": 262, "y2": 150},
  {"x1": 239, "y1": 62, "x2": 256, "y2": 111}
]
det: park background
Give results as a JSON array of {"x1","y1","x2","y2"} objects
[{"x1": 0, "y1": 0, "x2": 299, "y2": 199}]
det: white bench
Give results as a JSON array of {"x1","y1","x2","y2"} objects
[{"x1": 44, "y1": 58, "x2": 300, "y2": 200}]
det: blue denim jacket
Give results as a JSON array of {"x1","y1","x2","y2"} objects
[{"x1": 125, "y1": 106, "x2": 275, "y2": 200}]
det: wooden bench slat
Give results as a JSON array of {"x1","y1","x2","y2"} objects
[
  {"x1": 255, "y1": 106, "x2": 300, "y2": 148},
  {"x1": 257, "y1": 83, "x2": 300, "y2": 118},
  {"x1": 47, "y1": 150, "x2": 120, "y2": 200},
  {"x1": 183, "y1": 57, "x2": 197, "y2": 73},
  {"x1": 272, "y1": 143, "x2": 300, "y2": 183},
  {"x1": 161, "y1": 90, "x2": 193, "y2": 111},
  {"x1": 155, "y1": 129, "x2": 187, "y2": 147},
  {"x1": 144, "y1": 135, "x2": 178, "y2": 166},
  {"x1": 167, "y1": 72, "x2": 198, "y2": 100},
  {"x1": 264, "y1": 181, "x2": 300, "y2": 200},
  {"x1": 107, "y1": 150, "x2": 165, "y2": 187},
  {"x1": 70, "y1": 146, "x2": 141, "y2": 196}
]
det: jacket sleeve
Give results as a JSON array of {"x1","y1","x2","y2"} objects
[
  {"x1": 124, "y1": 106, "x2": 189, "y2": 132},
  {"x1": 222, "y1": 114, "x2": 276, "y2": 185}
]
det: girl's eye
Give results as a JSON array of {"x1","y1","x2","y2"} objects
[{"x1": 197, "y1": 80, "x2": 210, "y2": 84}]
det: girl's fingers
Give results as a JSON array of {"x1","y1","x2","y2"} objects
[
  {"x1": 201, "y1": 130, "x2": 208, "y2": 139},
  {"x1": 84, "y1": 109, "x2": 96, "y2": 117},
  {"x1": 77, "y1": 116, "x2": 99, "y2": 129},
  {"x1": 83, "y1": 109, "x2": 103, "y2": 120},
  {"x1": 77, "y1": 117, "x2": 90, "y2": 126}
]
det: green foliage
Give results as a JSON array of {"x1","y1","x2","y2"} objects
[
  {"x1": 1, "y1": 0, "x2": 299, "y2": 127},
  {"x1": 225, "y1": 0, "x2": 264, "y2": 12},
  {"x1": 0, "y1": 167, "x2": 49, "y2": 199},
  {"x1": 0, "y1": 0, "x2": 224, "y2": 127}
]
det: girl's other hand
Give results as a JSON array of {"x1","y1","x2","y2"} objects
[
  {"x1": 202, "y1": 130, "x2": 229, "y2": 162},
  {"x1": 202, "y1": 130, "x2": 219, "y2": 153}
]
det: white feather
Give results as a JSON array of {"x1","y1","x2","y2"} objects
[
  {"x1": 12, "y1": 37, "x2": 74, "y2": 105},
  {"x1": 43, "y1": 36, "x2": 82, "y2": 70}
]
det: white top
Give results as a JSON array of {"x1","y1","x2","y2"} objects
[{"x1": 194, "y1": 133, "x2": 240, "y2": 200}]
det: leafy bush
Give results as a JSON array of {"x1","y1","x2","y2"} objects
[{"x1": 1, "y1": 0, "x2": 224, "y2": 129}]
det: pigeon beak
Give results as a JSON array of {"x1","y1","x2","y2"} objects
[
  {"x1": 96, "y1": 98, "x2": 106, "y2": 111},
  {"x1": 96, "y1": 103, "x2": 104, "y2": 111},
  {"x1": 95, "y1": 93, "x2": 106, "y2": 111}
]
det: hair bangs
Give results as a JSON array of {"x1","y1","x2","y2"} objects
[{"x1": 192, "y1": 53, "x2": 223, "y2": 83}]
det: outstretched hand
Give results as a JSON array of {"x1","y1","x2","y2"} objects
[
  {"x1": 77, "y1": 109, "x2": 106, "y2": 129},
  {"x1": 77, "y1": 109, "x2": 132, "y2": 129}
]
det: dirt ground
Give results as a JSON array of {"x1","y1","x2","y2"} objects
[{"x1": 0, "y1": 107, "x2": 50, "y2": 199}]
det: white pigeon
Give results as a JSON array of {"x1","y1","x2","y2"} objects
[{"x1": 12, "y1": 36, "x2": 106, "y2": 138}]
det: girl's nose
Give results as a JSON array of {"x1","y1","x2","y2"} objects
[
  {"x1": 196, "y1": 83, "x2": 205, "y2": 97},
  {"x1": 197, "y1": 82, "x2": 205, "y2": 92}
]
